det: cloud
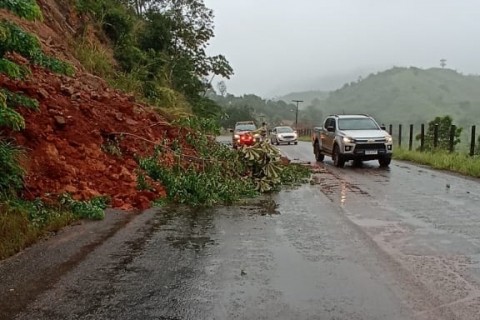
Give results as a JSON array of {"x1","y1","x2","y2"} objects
[{"x1": 205, "y1": 0, "x2": 480, "y2": 97}]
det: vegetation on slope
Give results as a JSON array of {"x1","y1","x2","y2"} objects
[{"x1": 71, "y1": 0, "x2": 233, "y2": 119}]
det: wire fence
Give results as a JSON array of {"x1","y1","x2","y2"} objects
[{"x1": 296, "y1": 124, "x2": 479, "y2": 156}]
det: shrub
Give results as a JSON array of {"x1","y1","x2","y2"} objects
[
  {"x1": 114, "y1": 43, "x2": 146, "y2": 72},
  {"x1": 173, "y1": 115, "x2": 221, "y2": 136},
  {"x1": 1, "y1": 88, "x2": 39, "y2": 110},
  {"x1": 0, "y1": 58, "x2": 29, "y2": 79},
  {"x1": 108, "y1": 69, "x2": 144, "y2": 95},
  {"x1": 0, "y1": 20, "x2": 74, "y2": 75},
  {"x1": 0, "y1": 0, "x2": 43, "y2": 21},
  {"x1": 75, "y1": 0, "x2": 107, "y2": 17},
  {"x1": 416, "y1": 115, "x2": 462, "y2": 151},
  {"x1": 0, "y1": 137, "x2": 25, "y2": 193},
  {"x1": 59, "y1": 194, "x2": 108, "y2": 220},
  {"x1": 73, "y1": 39, "x2": 114, "y2": 78},
  {"x1": 0, "y1": 93, "x2": 25, "y2": 130},
  {"x1": 102, "y1": 7, "x2": 133, "y2": 44}
]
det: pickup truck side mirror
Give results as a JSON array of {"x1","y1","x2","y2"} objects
[
  {"x1": 229, "y1": 128, "x2": 234, "y2": 133},
  {"x1": 326, "y1": 126, "x2": 335, "y2": 132},
  {"x1": 380, "y1": 125, "x2": 386, "y2": 130}
]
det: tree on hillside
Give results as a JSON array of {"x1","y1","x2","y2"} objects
[
  {"x1": 416, "y1": 115, "x2": 462, "y2": 151},
  {"x1": 141, "y1": 2, "x2": 232, "y2": 94},
  {"x1": 217, "y1": 81, "x2": 227, "y2": 97},
  {"x1": 220, "y1": 105, "x2": 256, "y2": 129}
]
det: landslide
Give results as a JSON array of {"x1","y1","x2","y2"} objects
[{"x1": 0, "y1": 2, "x2": 197, "y2": 210}]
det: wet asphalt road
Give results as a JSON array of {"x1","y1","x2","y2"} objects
[{"x1": 1, "y1": 141, "x2": 480, "y2": 319}]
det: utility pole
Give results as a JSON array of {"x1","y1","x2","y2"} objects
[{"x1": 292, "y1": 100, "x2": 303, "y2": 131}]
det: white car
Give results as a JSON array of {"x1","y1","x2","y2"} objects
[{"x1": 270, "y1": 126, "x2": 298, "y2": 145}]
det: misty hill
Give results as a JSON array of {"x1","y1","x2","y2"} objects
[
  {"x1": 318, "y1": 67, "x2": 480, "y2": 128},
  {"x1": 277, "y1": 90, "x2": 329, "y2": 109}
]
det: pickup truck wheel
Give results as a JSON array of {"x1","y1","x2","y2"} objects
[
  {"x1": 314, "y1": 143, "x2": 324, "y2": 161},
  {"x1": 333, "y1": 145, "x2": 345, "y2": 168},
  {"x1": 379, "y1": 157, "x2": 391, "y2": 167}
]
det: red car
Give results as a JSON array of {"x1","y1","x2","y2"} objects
[{"x1": 231, "y1": 121, "x2": 259, "y2": 149}]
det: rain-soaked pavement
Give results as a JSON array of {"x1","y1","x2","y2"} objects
[{"x1": 1, "y1": 141, "x2": 480, "y2": 319}]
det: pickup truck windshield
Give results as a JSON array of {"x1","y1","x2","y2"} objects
[{"x1": 338, "y1": 118, "x2": 379, "y2": 130}]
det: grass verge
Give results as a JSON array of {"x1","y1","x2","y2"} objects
[
  {"x1": 0, "y1": 198, "x2": 74, "y2": 260},
  {"x1": 393, "y1": 147, "x2": 480, "y2": 178},
  {"x1": 297, "y1": 136, "x2": 312, "y2": 142},
  {"x1": 0, "y1": 195, "x2": 109, "y2": 260}
]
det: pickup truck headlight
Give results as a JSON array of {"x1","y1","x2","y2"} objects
[
  {"x1": 386, "y1": 135, "x2": 393, "y2": 143},
  {"x1": 343, "y1": 136, "x2": 355, "y2": 143},
  {"x1": 234, "y1": 134, "x2": 240, "y2": 139}
]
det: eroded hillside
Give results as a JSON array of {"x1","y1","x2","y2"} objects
[{"x1": 0, "y1": 2, "x2": 198, "y2": 210}]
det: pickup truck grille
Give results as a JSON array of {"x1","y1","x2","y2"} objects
[
  {"x1": 355, "y1": 138, "x2": 387, "y2": 143},
  {"x1": 355, "y1": 143, "x2": 386, "y2": 151}
]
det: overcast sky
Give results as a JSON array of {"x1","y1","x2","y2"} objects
[{"x1": 203, "y1": 0, "x2": 480, "y2": 98}]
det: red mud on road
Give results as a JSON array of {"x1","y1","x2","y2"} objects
[{"x1": 1, "y1": 59, "x2": 198, "y2": 211}]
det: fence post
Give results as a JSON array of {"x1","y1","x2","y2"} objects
[
  {"x1": 470, "y1": 125, "x2": 476, "y2": 156},
  {"x1": 398, "y1": 124, "x2": 402, "y2": 147},
  {"x1": 449, "y1": 125, "x2": 456, "y2": 153},
  {"x1": 433, "y1": 123, "x2": 439, "y2": 149},
  {"x1": 409, "y1": 124, "x2": 413, "y2": 151},
  {"x1": 389, "y1": 124, "x2": 393, "y2": 135},
  {"x1": 420, "y1": 124, "x2": 425, "y2": 151}
]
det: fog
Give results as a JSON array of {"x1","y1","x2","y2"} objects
[{"x1": 204, "y1": 0, "x2": 480, "y2": 98}]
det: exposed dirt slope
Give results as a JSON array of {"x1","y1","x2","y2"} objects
[{"x1": 0, "y1": 2, "x2": 195, "y2": 210}]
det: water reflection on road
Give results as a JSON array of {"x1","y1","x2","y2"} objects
[{"x1": 3, "y1": 141, "x2": 480, "y2": 319}]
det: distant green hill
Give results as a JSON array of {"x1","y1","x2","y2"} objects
[
  {"x1": 278, "y1": 90, "x2": 329, "y2": 109},
  {"x1": 318, "y1": 67, "x2": 480, "y2": 128}
]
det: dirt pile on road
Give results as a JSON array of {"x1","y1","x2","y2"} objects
[{"x1": 2, "y1": 57, "x2": 196, "y2": 210}]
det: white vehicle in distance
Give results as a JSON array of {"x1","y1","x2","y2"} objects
[{"x1": 270, "y1": 126, "x2": 298, "y2": 145}]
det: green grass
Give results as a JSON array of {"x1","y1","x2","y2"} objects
[
  {"x1": 0, "y1": 0, "x2": 43, "y2": 21},
  {"x1": 0, "y1": 194, "x2": 109, "y2": 260},
  {"x1": 298, "y1": 136, "x2": 311, "y2": 142},
  {"x1": 393, "y1": 147, "x2": 480, "y2": 177},
  {"x1": 0, "y1": 197, "x2": 75, "y2": 260},
  {"x1": 73, "y1": 40, "x2": 114, "y2": 78}
]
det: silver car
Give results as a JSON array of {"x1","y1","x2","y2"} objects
[{"x1": 270, "y1": 126, "x2": 298, "y2": 145}]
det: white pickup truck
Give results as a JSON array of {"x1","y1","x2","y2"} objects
[{"x1": 312, "y1": 114, "x2": 393, "y2": 167}]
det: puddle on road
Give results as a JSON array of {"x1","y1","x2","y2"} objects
[
  {"x1": 166, "y1": 235, "x2": 216, "y2": 252},
  {"x1": 310, "y1": 171, "x2": 370, "y2": 207},
  {"x1": 131, "y1": 198, "x2": 280, "y2": 255}
]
